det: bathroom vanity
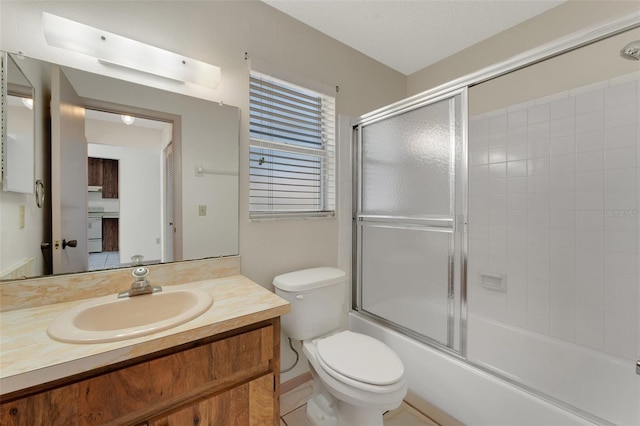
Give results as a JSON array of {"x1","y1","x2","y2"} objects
[{"x1": 0, "y1": 267, "x2": 290, "y2": 425}]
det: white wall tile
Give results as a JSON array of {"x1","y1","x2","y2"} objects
[
  {"x1": 576, "y1": 110, "x2": 605, "y2": 134},
  {"x1": 576, "y1": 129, "x2": 605, "y2": 153},
  {"x1": 575, "y1": 171, "x2": 604, "y2": 192},
  {"x1": 549, "y1": 228, "x2": 575, "y2": 248},
  {"x1": 470, "y1": 149, "x2": 489, "y2": 165},
  {"x1": 576, "y1": 150, "x2": 604, "y2": 171},
  {"x1": 575, "y1": 89, "x2": 604, "y2": 114},
  {"x1": 528, "y1": 140, "x2": 550, "y2": 159},
  {"x1": 604, "y1": 251, "x2": 637, "y2": 276},
  {"x1": 528, "y1": 104, "x2": 550, "y2": 125},
  {"x1": 507, "y1": 126, "x2": 528, "y2": 145},
  {"x1": 604, "y1": 272, "x2": 637, "y2": 317},
  {"x1": 604, "y1": 189, "x2": 637, "y2": 211},
  {"x1": 606, "y1": 103, "x2": 637, "y2": 130},
  {"x1": 549, "y1": 135, "x2": 575, "y2": 156},
  {"x1": 605, "y1": 124, "x2": 636, "y2": 149},
  {"x1": 575, "y1": 210, "x2": 603, "y2": 230},
  {"x1": 604, "y1": 81, "x2": 637, "y2": 108},
  {"x1": 576, "y1": 229, "x2": 604, "y2": 250},
  {"x1": 603, "y1": 230, "x2": 636, "y2": 253},
  {"x1": 489, "y1": 146, "x2": 507, "y2": 163},
  {"x1": 528, "y1": 175, "x2": 549, "y2": 193},
  {"x1": 550, "y1": 97, "x2": 576, "y2": 120},
  {"x1": 489, "y1": 132, "x2": 508, "y2": 148},
  {"x1": 549, "y1": 192, "x2": 576, "y2": 211},
  {"x1": 604, "y1": 168, "x2": 636, "y2": 190},
  {"x1": 550, "y1": 154, "x2": 575, "y2": 174},
  {"x1": 469, "y1": 73, "x2": 638, "y2": 357},
  {"x1": 507, "y1": 193, "x2": 527, "y2": 210},
  {"x1": 528, "y1": 158, "x2": 550, "y2": 176},
  {"x1": 606, "y1": 146, "x2": 637, "y2": 169},
  {"x1": 575, "y1": 191, "x2": 603, "y2": 210},
  {"x1": 507, "y1": 177, "x2": 527, "y2": 194},
  {"x1": 550, "y1": 210, "x2": 576, "y2": 229},
  {"x1": 603, "y1": 312, "x2": 636, "y2": 360},
  {"x1": 550, "y1": 116, "x2": 575, "y2": 138},
  {"x1": 549, "y1": 173, "x2": 575, "y2": 192},
  {"x1": 489, "y1": 162, "x2": 507, "y2": 178},
  {"x1": 528, "y1": 122, "x2": 550, "y2": 142},
  {"x1": 507, "y1": 143, "x2": 527, "y2": 161},
  {"x1": 489, "y1": 114, "x2": 507, "y2": 135},
  {"x1": 507, "y1": 160, "x2": 527, "y2": 177},
  {"x1": 508, "y1": 109, "x2": 528, "y2": 129}
]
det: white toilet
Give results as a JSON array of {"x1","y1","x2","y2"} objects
[{"x1": 273, "y1": 267, "x2": 407, "y2": 426}]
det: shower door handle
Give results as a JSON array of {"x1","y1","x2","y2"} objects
[{"x1": 636, "y1": 359, "x2": 639, "y2": 375}]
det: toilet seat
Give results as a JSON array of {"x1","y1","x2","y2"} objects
[{"x1": 315, "y1": 331, "x2": 404, "y2": 391}]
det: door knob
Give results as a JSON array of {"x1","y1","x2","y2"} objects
[{"x1": 62, "y1": 239, "x2": 78, "y2": 249}]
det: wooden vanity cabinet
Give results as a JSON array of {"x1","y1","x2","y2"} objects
[{"x1": 0, "y1": 319, "x2": 281, "y2": 426}]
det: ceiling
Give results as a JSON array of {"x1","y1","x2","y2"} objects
[{"x1": 262, "y1": 0, "x2": 565, "y2": 75}]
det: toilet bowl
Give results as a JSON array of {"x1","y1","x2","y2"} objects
[
  {"x1": 273, "y1": 267, "x2": 408, "y2": 426},
  {"x1": 303, "y1": 331, "x2": 407, "y2": 426}
]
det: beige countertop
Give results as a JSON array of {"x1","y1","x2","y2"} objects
[{"x1": 0, "y1": 275, "x2": 290, "y2": 396}]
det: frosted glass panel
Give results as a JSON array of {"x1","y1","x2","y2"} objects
[
  {"x1": 361, "y1": 99, "x2": 453, "y2": 216},
  {"x1": 361, "y1": 225, "x2": 451, "y2": 345}
]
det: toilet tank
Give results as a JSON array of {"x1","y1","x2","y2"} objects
[{"x1": 273, "y1": 267, "x2": 346, "y2": 341}]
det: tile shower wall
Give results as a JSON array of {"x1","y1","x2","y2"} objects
[{"x1": 468, "y1": 73, "x2": 639, "y2": 361}]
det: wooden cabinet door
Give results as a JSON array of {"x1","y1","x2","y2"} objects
[
  {"x1": 148, "y1": 374, "x2": 275, "y2": 426},
  {"x1": 88, "y1": 157, "x2": 103, "y2": 186},
  {"x1": 101, "y1": 159, "x2": 118, "y2": 198}
]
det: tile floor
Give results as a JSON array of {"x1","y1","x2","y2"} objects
[
  {"x1": 280, "y1": 381, "x2": 439, "y2": 426},
  {"x1": 88, "y1": 251, "x2": 121, "y2": 271}
]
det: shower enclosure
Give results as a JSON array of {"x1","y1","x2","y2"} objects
[
  {"x1": 353, "y1": 90, "x2": 466, "y2": 354},
  {"x1": 352, "y1": 22, "x2": 639, "y2": 426}
]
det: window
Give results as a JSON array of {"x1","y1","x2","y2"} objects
[{"x1": 249, "y1": 72, "x2": 336, "y2": 219}]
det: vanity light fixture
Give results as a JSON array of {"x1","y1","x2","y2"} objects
[
  {"x1": 42, "y1": 12, "x2": 221, "y2": 89},
  {"x1": 120, "y1": 115, "x2": 135, "y2": 125}
]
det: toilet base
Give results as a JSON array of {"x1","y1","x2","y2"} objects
[
  {"x1": 336, "y1": 399, "x2": 385, "y2": 426},
  {"x1": 305, "y1": 364, "x2": 389, "y2": 426}
]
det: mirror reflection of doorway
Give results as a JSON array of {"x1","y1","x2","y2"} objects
[{"x1": 84, "y1": 109, "x2": 173, "y2": 270}]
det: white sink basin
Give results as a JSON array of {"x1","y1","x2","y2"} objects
[{"x1": 47, "y1": 287, "x2": 213, "y2": 344}]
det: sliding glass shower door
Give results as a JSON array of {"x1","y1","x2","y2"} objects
[{"x1": 354, "y1": 89, "x2": 467, "y2": 353}]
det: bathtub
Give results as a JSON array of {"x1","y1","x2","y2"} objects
[{"x1": 349, "y1": 312, "x2": 639, "y2": 426}]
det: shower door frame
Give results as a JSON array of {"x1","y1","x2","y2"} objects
[
  {"x1": 350, "y1": 11, "x2": 640, "y2": 426},
  {"x1": 352, "y1": 87, "x2": 469, "y2": 357}
]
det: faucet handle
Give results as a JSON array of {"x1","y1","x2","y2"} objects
[{"x1": 132, "y1": 267, "x2": 149, "y2": 280}]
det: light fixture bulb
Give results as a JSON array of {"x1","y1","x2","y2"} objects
[
  {"x1": 21, "y1": 98, "x2": 34, "y2": 110},
  {"x1": 121, "y1": 115, "x2": 135, "y2": 125}
]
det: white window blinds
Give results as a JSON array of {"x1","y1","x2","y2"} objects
[{"x1": 249, "y1": 73, "x2": 336, "y2": 218}]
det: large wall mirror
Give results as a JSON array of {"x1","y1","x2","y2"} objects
[
  {"x1": 1, "y1": 53, "x2": 35, "y2": 194},
  {"x1": 0, "y1": 52, "x2": 239, "y2": 281}
]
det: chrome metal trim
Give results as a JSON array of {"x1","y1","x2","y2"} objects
[
  {"x1": 356, "y1": 308, "x2": 461, "y2": 358},
  {"x1": 359, "y1": 222, "x2": 453, "y2": 234},
  {"x1": 358, "y1": 215, "x2": 454, "y2": 227},
  {"x1": 459, "y1": 88, "x2": 469, "y2": 357}
]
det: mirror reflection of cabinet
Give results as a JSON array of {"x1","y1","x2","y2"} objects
[{"x1": 88, "y1": 157, "x2": 118, "y2": 198}]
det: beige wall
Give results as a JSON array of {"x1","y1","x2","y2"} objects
[{"x1": 407, "y1": 0, "x2": 640, "y2": 97}]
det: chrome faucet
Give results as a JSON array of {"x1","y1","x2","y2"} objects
[{"x1": 118, "y1": 267, "x2": 162, "y2": 298}]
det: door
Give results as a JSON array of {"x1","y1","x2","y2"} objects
[
  {"x1": 51, "y1": 65, "x2": 88, "y2": 274},
  {"x1": 354, "y1": 89, "x2": 467, "y2": 353},
  {"x1": 163, "y1": 143, "x2": 174, "y2": 262}
]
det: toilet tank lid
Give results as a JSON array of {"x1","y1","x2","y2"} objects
[{"x1": 273, "y1": 267, "x2": 346, "y2": 292}]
